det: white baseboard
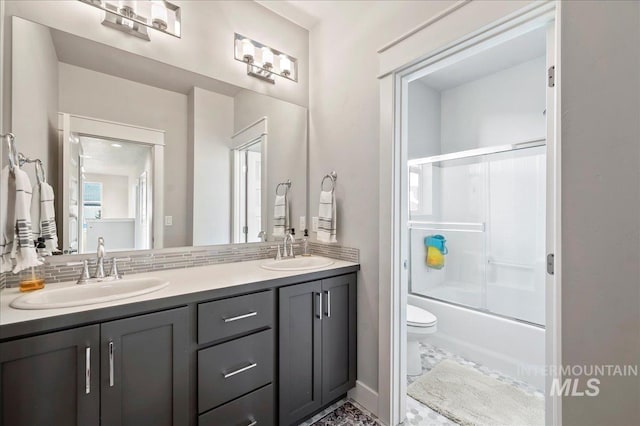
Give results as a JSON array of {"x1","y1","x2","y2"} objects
[{"x1": 348, "y1": 380, "x2": 379, "y2": 417}]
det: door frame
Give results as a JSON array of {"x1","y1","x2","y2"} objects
[
  {"x1": 377, "y1": 2, "x2": 562, "y2": 425},
  {"x1": 59, "y1": 113, "x2": 165, "y2": 252},
  {"x1": 230, "y1": 116, "x2": 268, "y2": 243}
]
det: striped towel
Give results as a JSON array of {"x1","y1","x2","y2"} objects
[
  {"x1": 273, "y1": 193, "x2": 289, "y2": 237},
  {"x1": 0, "y1": 166, "x2": 41, "y2": 273},
  {"x1": 317, "y1": 190, "x2": 337, "y2": 243},
  {"x1": 30, "y1": 181, "x2": 59, "y2": 252}
]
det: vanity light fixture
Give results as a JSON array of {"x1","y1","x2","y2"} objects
[
  {"x1": 234, "y1": 34, "x2": 298, "y2": 84},
  {"x1": 79, "y1": 0, "x2": 181, "y2": 41}
]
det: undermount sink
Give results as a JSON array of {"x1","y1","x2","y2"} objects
[
  {"x1": 260, "y1": 256, "x2": 334, "y2": 271},
  {"x1": 10, "y1": 277, "x2": 169, "y2": 310}
]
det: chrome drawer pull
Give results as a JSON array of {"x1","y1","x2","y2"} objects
[
  {"x1": 247, "y1": 421, "x2": 258, "y2": 426},
  {"x1": 223, "y1": 362, "x2": 257, "y2": 379},
  {"x1": 109, "y1": 341, "x2": 114, "y2": 387},
  {"x1": 325, "y1": 290, "x2": 331, "y2": 318},
  {"x1": 223, "y1": 311, "x2": 258, "y2": 323},
  {"x1": 316, "y1": 292, "x2": 322, "y2": 320},
  {"x1": 85, "y1": 347, "x2": 91, "y2": 394}
]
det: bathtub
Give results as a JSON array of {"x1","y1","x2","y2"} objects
[{"x1": 408, "y1": 293, "x2": 545, "y2": 390}]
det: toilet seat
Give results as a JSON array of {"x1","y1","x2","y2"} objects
[{"x1": 407, "y1": 305, "x2": 437, "y2": 328}]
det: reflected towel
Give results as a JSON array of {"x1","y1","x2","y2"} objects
[
  {"x1": 317, "y1": 190, "x2": 337, "y2": 243},
  {"x1": 31, "y1": 181, "x2": 58, "y2": 252},
  {"x1": 273, "y1": 194, "x2": 289, "y2": 237}
]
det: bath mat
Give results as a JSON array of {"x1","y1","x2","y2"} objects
[
  {"x1": 311, "y1": 401, "x2": 378, "y2": 425},
  {"x1": 407, "y1": 359, "x2": 544, "y2": 426}
]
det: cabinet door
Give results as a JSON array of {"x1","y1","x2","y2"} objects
[
  {"x1": 100, "y1": 307, "x2": 189, "y2": 426},
  {"x1": 0, "y1": 325, "x2": 100, "y2": 426},
  {"x1": 322, "y1": 273, "x2": 357, "y2": 403},
  {"x1": 278, "y1": 280, "x2": 323, "y2": 426}
]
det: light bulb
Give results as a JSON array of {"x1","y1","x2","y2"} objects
[
  {"x1": 121, "y1": 17, "x2": 134, "y2": 28},
  {"x1": 119, "y1": 0, "x2": 136, "y2": 18},
  {"x1": 279, "y1": 54, "x2": 292, "y2": 77},
  {"x1": 242, "y1": 39, "x2": 255, "y2": 62},
  {"x1": 262, "y1": 47, "x2": 274, "y2": 68},
  {"x1": 151, "y1": 1, "x2": 168, "y2": 30}
]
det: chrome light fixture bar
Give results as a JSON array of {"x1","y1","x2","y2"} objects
[
  {"x1": 79, "y1": 0, "x2": 181, "y2": 41},
  {"x1": 234, "y1": 34, "x2": 298, "y2": 84}
]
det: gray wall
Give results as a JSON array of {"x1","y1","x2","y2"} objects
[
  {"x1": 189, "y1": 87, "x2": 234, "y2": 246},
  {"x1": 58, "y1": 63, "x2": 189, "y2": 248},
  {"x1": 234, "y1": 89, "x2": 308, "y2": 239},
  {"x1": 1, "y1": 1, "x2": 309, "y2": 108},
  {"x1": 11, "y1": 17, "x2": 58, "y2": 188},
  {"x1": 561, "y1": 1, "x2": 640, "y2": 424},
  {"x1": 309, "y1": 0, "x2": 458, "y2": 394}
]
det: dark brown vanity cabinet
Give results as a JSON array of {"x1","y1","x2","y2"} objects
[
  {"x1": 0, "y1": 325, "x2": 100, "y2": 426},
  {"x1": 278, "y1": 274, "x2": 357, "y2": 426},
  {"x1": 0, "y1": 267, "x2": 359, "y2": 426},
  {"x1": 0, "y1": 307, "x2": 189, "y2": 426},
  {"x1": 100, "y1": 307, "x2": 189, "y2": 426},
  {"x1": 197, "y1": 290, "x2": 275, "y2": 426}
]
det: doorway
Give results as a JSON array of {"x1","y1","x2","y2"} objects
[{"x1": 386, "y1": 6, "x2": 560, "y2": 425}]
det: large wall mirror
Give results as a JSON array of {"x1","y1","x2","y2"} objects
[{"x1": 11, "y1": 16, "x2": 307, "y2": 255}]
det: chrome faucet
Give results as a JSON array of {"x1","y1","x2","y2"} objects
[
  {"x1": 68, "y1": 238, "x2": 130, "y2": 284},
  {"x1": 283, "y1": 231, "x2": 296, "y2": 258},
  {"x1": 95, "y1": 237, "x2": 106, "y2": 279}
]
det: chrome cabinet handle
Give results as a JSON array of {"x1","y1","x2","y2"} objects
[
  {"x1": 223, "y1": 362, "x2": 258, "y2": 379},
  {"x1": 85, "y1": 347, "x2": 91, "y2": 394},
  {"x1": 316, "y1": 292, "x2": 322, "y2": 320},
  {"x1": 325, "y1": 290, "x2": 331, "y2": 318},
  {"x1": 223, "y1": 311, "x2": 258, "y2": 323},
  {"x1": 247, "y1": 421, "x2": 258, "y2": 426},
  {"x1": 109, "y1": 341, "x2": 114, "y2": 387}
]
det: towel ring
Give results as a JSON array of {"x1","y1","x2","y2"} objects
[
  {"x1": 321, "y1": 171, "x2": 338, "y2": 192},
  {"x1": 18, "y1": 153, "x2": 46, "y2": 184},
  {"x1": 276, "y1": 179, "x2": 291, "y2": 196}
]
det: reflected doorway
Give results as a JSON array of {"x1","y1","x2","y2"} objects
[{"x1": 76, "y1": 137, "x2": 153, "y2": 253}]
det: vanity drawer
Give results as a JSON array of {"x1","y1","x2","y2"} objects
[
  {"x1": 199, "y1": 384, "x2": 274, "y2": 426},
  {"x1": 198, "y1": 290, "x2": 274, "y2": 344},
  {"x1": 198, "y1": 329, "x2": 274, "y2": 413}
]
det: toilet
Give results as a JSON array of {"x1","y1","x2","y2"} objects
[{"x1": 407, "y1": 304, "x2": 438, "y2": 376}]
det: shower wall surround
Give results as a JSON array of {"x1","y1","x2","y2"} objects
[{"x1": 1, "y1": 242, "x2": 359, "y2": 288}]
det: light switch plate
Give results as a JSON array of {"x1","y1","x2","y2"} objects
[
  {"x1": 165, "y1": 216, "x2": 173, "y2": 226},
  {"x1": 299, "y1": 216, "x2": 306, "y2": 232},
  {"x1": 312, "y1": 217, "x2": 319, "y2": 232}
]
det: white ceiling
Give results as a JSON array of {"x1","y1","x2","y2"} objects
[
  {"x1": 254, "y1": 1, "x2": 340, "y2": 30},
  {"x1": 417, "y1": 26, "x2": 547, "y2": 91},
  {"x1": 80, "y1": 137, "x2": 151, "y2": 177}
]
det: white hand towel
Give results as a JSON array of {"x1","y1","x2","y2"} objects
[
  {"x1": 0, "y1": 166, "x2": 41, "y2": 273},
  {"x1": 273, "y1": 194, "x2": 289, "y2": 237},
  {"x1": 0, "y1": 167, "x2": 12, "y2": 272},
  {"x1": 30, "y1": 182, "x2": 41, "y2": 240},
  {"x1": 317, "y1": 190, "x2": 337, "y2": 243},
  {"x1": 31, "y1": 181, "x2": 58, "y2": 252}
]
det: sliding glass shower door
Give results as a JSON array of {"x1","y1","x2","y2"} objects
[{"x1": 409, "y1": 143, "x2": 546, "y2": 326}]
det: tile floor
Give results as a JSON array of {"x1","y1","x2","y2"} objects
[
  {"x1": 300, "y1": 399, "x2": 379, "y2": 425},
  {"x1": 297, "y1": 342, "x2": 544, "y2": 425},
  {"x1": 403, "y1": 343, "x2": 544, "y2": 426}
]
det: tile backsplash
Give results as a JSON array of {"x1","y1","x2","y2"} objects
[{"x1": 1, "y1": 242, "x2": 359, "y2": 288}]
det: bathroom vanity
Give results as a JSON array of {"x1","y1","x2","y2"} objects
[{"x1": 0, "y1": 258, "x2": 359, "y2": 426}]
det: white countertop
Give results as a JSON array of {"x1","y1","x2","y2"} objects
[{"x1": 0, "y1": 256, "x2": 358, "y2": 327}]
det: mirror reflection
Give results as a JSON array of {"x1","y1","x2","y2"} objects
[
  {"x1": 73, "y1": 137, "x2": 154, "y2": 253},
  {"x1": 10, "y1": 16, "x2": 307, "y2": 255}
]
